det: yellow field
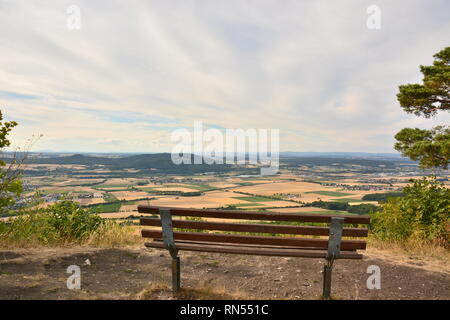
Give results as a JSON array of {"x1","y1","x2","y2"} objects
[
  {"x1": 110, "y1": 191, "x2": 150, "y2": 201},
  {"x1": 208, "y1": 182, "x2": 238, "y2": 188},
  {"x1": 99, "y1": 212, "x2": 137, "y2": 219},
  {"x1": 40, "y1": 186, "x2": 101, "y2": 193},
  {"x1": 127, "y1": 190, "x2": 296, "y2": 210},
  {"x1": 74, "y1": 198, "x2": 106, "y2": 206},
  {"x1": 119, "y1": 204, "x2": 139, "y2": 212}
]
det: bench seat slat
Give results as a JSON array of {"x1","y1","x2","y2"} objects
[
  {"x1": 145, "y1": 241, "x2": 363, "y2": 259},
  {"x1": 140, "y1": 217, "x2": 368, "y2": 237},
  {"x1": 141, "y1": 229, "x2": 366, "y2": 250},
  {"x1": 152, "y1": 238, "x2": 338, "y2": 251},
  {"x1": 138, "y1": 205, "x2": 370, "y2": 224}
]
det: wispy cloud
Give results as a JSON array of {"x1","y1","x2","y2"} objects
[{"x1": 1, "y1": 0, "x2": 449, "y2": 152}]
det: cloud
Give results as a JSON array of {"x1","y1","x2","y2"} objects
[{"x1": 0, "y1": 0, "x2": 449, "y2": 153}]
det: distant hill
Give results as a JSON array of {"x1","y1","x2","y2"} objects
[
  {"x1": 279, "y1": 152, "x2": 410, "y2": 159},
  {"x1": 7, "y1": 152, "x2": 420, "y2": 175},
  {"x1": 279, "y1": 156, "x2": 416, "y2": 168},
  {"x1": 23, "y1": 153, "x2": 236, "y2": 174}
]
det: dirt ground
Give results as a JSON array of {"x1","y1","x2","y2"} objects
[{"x1": 0, "y1": 246, "x2": 448, "y2": 300}]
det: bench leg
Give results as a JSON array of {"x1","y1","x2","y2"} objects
[
  {"x1": 172, "y1": 256, "x2": 181, "y2": 294},
  {"x1": 322, "y1": 263, "x2": 333, "y2": 299}
]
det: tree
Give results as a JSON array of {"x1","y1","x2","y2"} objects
[
  {"x1": 394, "y1": 125, "x2": 450, "y2": 169},
  {"x1": 397, "y1": 47, "x2": 450, "y2": 118},
  {"x1": 394, "y1": 47, "x2": 450, "y2": 169},
  {"x1": 0, "y1": 110, "x2": 23, "y2": 213}
]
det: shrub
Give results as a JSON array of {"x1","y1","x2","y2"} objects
[
  {"x1": 0, "y1": 200, "x2": 105, "y2": 246},
  {"x1": 370, "y1": 176, "x2": 450, "y2": 246},
  {"x1": 347, "y1": 203, "x2": 381, "y2": 215},
  {"x1": 45, "y1": 200, "x2": 104, "y2": 242}
]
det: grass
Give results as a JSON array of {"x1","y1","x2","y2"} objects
[
  {"x1": 0, "y1": 218, "x2": 141, "y2": 248},
  {"x1": 137, "y1": 282, "x2": 251, "y2": 300},
  {"x1": 0, "y1": 202, "x2": 141, "y2": 248},
  {"x1": 135, "y1": 187, "x2": 159, "y2": 192},
  {"x1": 305, "y1": 191, "x2": 354, "y2": 197},
  {"x1": 233, "y1": 196, "x2": 272, "y2": 202},
  {"x1": 91, "y1": 202, "x2": 121, "y2": 213},
  {"x1": 367, "y1": 236, "x2": 450, "y2": 262}
]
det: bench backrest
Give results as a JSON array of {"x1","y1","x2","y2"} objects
[{"x1": 138, "y1": 205, "x2": 370, "y2": 258}]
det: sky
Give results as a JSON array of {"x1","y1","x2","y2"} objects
[{"x1": 1, "y1": 0, "x2": 449, "y2": 153}]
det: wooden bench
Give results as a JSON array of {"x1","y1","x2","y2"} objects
[{"x1": 138, "y1": 205, "x2": 370, "y2": 299}]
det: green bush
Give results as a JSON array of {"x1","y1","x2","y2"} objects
[
  {"x1": 370, "y1": 176, "x2": 450, "y2": 246},
  {"x1": 362, "y1": 192, "x2": 404, "y2": 202},
  {"x1": 305, "y1": 200, "x2": 350, "y2": 211},
  {"x1": 45, "y1": 201, "x2": 104, "y2": 241},
  {"x1": 0, "y1": 200, "x2": 105, "y2": 246},
  {"x1": 347, "y1": 203, "x2": 381, "y2": 215}
]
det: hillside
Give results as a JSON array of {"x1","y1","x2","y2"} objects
[{"x1": 23, "y1": 153, "x2": 236, "y2": 174}]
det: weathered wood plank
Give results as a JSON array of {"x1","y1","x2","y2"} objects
[
  {"x1": 138, "y1": 205, "x2": 370, "y2": 224},
  {"x1": 141, "y1": 229, "x2": 366, "y2": 250},
  {"x1": 145, "y1": 241, "x2": 363, "y2": 259},
  {"x1": 140, "y1": 217, "x2": 369, "y2": 237}
]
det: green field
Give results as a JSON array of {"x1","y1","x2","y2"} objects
[
  {"x1": 91, "y1": 202, "x2": 121, "y2": 213},
  {"x1": 135, "y1": 187, "x2": 159, "y2": 192},
  {"x1": 104, "y1": 194, "x2": 118, "y2": 202},
  {"x1": 306, "y1": 190, "x2": 354, "y2": 197},
  {"x1": 234, "y1": 203, "x2": 264, "y2": 207},
  {"x1": 159, "y1": 184, "x2": 198, "y2": 189},
  {"x1": 96, "y1": 184, "x2": 134, "y2": 188},
  {"x1": 235, "y1": 182, "x2": 256, "y2": 186},
  {"x1": 330, "y1": 198, "x2": 366, "y2": 203},
  {"x1": 137, "y1": 184, "x2": 216, "y2": 192},
  {"x1": 233, "y1": 196, "x2": 272, "y2": 202}
]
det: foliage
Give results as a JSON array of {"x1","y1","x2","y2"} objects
[
  {"x1": 370, "y1": 176, "x2": 450, "y2": 246},
  {"x1": 362, "y1": 192, "x2": 405, "y2": 202},
  {"x1": 394, "y1": 125, "x2": 450, "y2": 169},
  {"x1": 305, "y1": 200, "x2": 380, "y2": 214},
  {"x1": 395, "y1": 47, "x2": 450, "y2": 169},
  {"x1": 0, "y1": 201, "x2": 105, "y2": 246},
  {"x1": 305, "y1": 200, "x2": 350, "y2": 211},
  {"x1": 0, "y1": 110, "x2": 22, "y2": 212},
  {"x1": 347, "y1": 203, "x2": 381, "y2": 214},
  {"x1": 397, "y1": 47, "x2": 449, "y2": 117}
]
